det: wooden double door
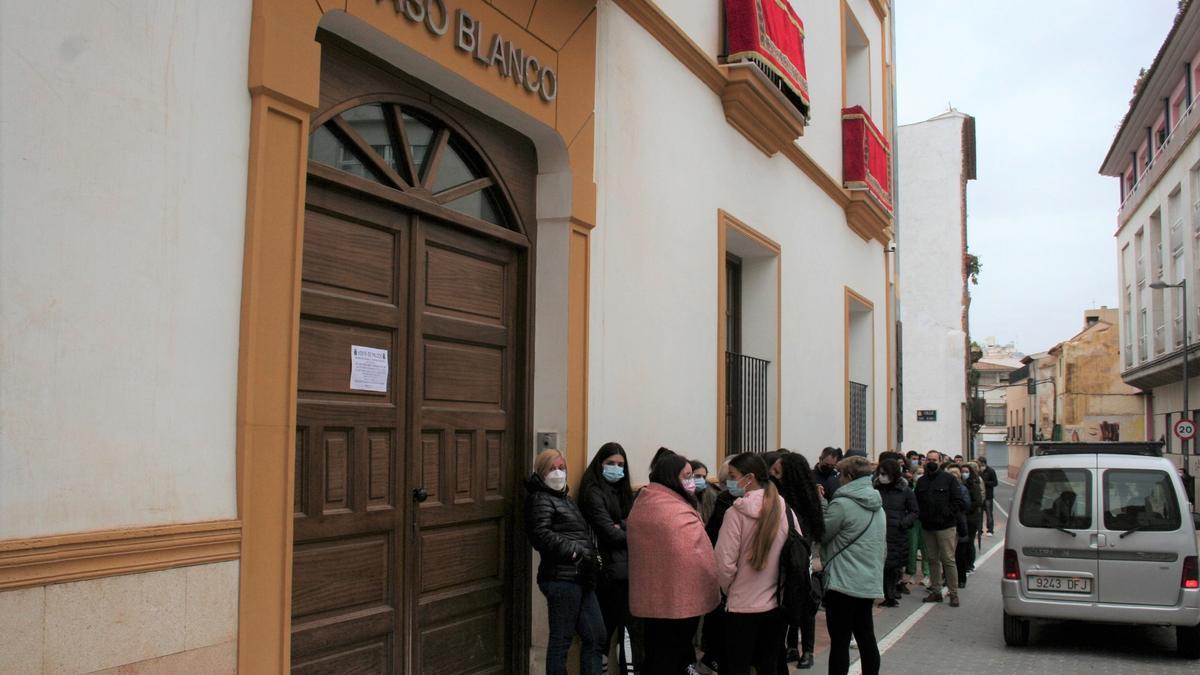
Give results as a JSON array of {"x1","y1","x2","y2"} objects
[{"x1": 290, "y1": 41, "x2": 534, "y2": 675}]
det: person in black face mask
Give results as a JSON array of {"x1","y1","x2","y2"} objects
[
  {"x1": 815, "y1": 447, "x2": 842, "y2": 500},
  {"x1": 913, "y1": 451, "x2": 966, "y2": 607}
]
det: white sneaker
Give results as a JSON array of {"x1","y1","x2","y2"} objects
[{"x1": 986, "y1": 531, "x2": 994, "y2": 537}]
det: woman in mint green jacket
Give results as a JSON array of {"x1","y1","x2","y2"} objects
[{"x1": 818, "y1": 456, "x2": 886, "y2": 675}]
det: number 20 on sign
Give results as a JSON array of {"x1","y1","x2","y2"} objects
[{"x1": 1175, "y1": 418, "x2": 1196, "y2": 441}]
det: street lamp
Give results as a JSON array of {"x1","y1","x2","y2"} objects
[{"x1": 1150, "y1": 279, "x2": 1189, "y2": 455}]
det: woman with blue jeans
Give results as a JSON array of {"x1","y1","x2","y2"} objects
[{"x1": 525, "y1": 449, "x2": 607, "y2": 675}]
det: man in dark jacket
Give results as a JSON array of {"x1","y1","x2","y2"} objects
[
  {"x1": 979, "y1": 456, "x2": 999, "y2": 535},
  {"x1": 914, "y1": 450, "x2": 966, "y2": 606},
  {"x1": 814, "y1": 446, "x2": 842, "y2": 499}
]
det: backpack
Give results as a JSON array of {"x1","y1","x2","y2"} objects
[{"x1": 777, "y1": 506, "x2": 817, "y2": 622}]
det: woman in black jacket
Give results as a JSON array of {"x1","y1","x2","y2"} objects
[
  {"x1": 525, "y1": 449, "x2": 606, "y2": 675},
  {"x1": 576, "y1": 442, "x2": 643, "y2": 671},
  {"x1": 962, "y1": 462, "x2": 985, "y2": 574},
  {"x1": 775, "y1": 451, "x2": 826, "y2": 669},
  {"x1": 874, "y1": 458, "x2": 918, "y2": 607}
]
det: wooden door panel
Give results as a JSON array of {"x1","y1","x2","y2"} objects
[
  {"x1": 423, "y1": 341, "x2": 504, "y2": 405},
  {"x1": 292, "y1": 535, "x2": 390, "y2": 618},
  {"x1": 410, "y1": 219, "x2": 517, "y2": 674},
  {"x1": 417, "y1": 608, "x2": 506, "y2": 675},
  {"x1": 298, "y1": 320, "x2": 395, "y2": 404},
  {"x1": 303, "y1": 210, "x2": 397, "y2": 302},
  {"x1": 293, "y1": 181, "x2": 409, "y2": 672},
  {"x1": 424, "y1": 245, "x2": 506, "y2": 321},
  {"x1": 292, "y1": 639, "x2": 391, "y2": 675}
]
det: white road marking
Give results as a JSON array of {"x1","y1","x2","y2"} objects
[
  {"x1": 845, "y1": 538, "x2": 1007, "y2": 675},
  {"x1": 994, "y1": 500, "x2": 1009, "y2": 519}
]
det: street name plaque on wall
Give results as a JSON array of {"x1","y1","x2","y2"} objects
[
  {"x1": 377, "y1": 0, "x2": 559, "y2": 102},
  {"x1": 917, "y1": 410, "x2": 937, "y2": 421}
]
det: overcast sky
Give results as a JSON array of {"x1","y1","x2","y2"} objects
[{"x1": 895, "y1": 0, "x2": 1182, "y2": 355}]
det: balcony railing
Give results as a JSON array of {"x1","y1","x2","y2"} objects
[
  {"x1": 1155, "y1": 324, "x2": 1166, "y2": 354},
  {"x1": 1175, "y1": 315, "x2": 1184, "y2": 348},
  {"x1": 842, "y1": 106, "x2": 892, "y2": 212},
  {"x1": 1125, "y1": 344, "x2": 1133, "y2": 367},
  {"x1": 1139, "y1": 335, "x2": 1147, "y2": 361},
  {"x1": 726, "y1": 352, "x2": 770, "y2": 454},
  {"x1": 1119, "y1": 96, "x2": 1198, "y2": 220}
]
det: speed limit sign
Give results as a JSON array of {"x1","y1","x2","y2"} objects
[{"x1": 1174, "y1": 418, "x2": 1196, "y2": 440}]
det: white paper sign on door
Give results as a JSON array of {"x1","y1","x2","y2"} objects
[{"x1": 350, "y1": 345, "x2": 389, "y2": 392}]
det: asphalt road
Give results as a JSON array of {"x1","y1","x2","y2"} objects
[{"x1": 798, "y1": 479, "x2": 1200, "y2": 674}]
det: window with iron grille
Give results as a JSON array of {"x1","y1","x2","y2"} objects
[
  {"x1": 726, "y1": 352, "x2": 770, "y2": 454},
  {"x1": 849, "y1": 381, "x2": 868, "y2": 453}
]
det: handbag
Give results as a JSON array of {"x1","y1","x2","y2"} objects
[{"x1": 810, "y1": 500, "x2": 877, "y2": 606}]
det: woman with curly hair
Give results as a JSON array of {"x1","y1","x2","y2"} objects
[{"x1": 774, "y1": 451, "x2": 825, "y2": 669}]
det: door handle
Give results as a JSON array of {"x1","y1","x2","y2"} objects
[
  {"x1": 1097, "y1": 533, "x2": 1107, "y2": 548},
  {"x1": 412, "y1": 487, "x2": 429, "y2": 503}
]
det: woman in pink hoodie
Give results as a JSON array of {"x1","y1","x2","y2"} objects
[
  {"x1": 714, "y1": 452, "x2": 794, "y2": 675},
  {"x1": 627, "y1": 452, "x2": 720, "y2": 674}
]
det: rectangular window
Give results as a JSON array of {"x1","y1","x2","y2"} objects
[
  {"x1": 1139, "y1": 308, "x2": 1148, "y2": 360},
  {"x1": 848, "y1": 381, "x2": 868, "y2": 452},
  {"x1": 1019, "y1": 468, "x2": 1093, "y2": 530},
  {"x1": 984, "y1": 405, "x2": 1006, "y2": 426},
  {"x1": 1103, "y1": 469, "x2": 1181, "y2": 532}
]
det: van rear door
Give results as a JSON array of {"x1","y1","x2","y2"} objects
[
  {"x1": 1016, "y1": 459, "x2": 1099, "y2": 602},
  {"x1": 1096, "y1": 459, "x2": 1186, "y2": 606}
]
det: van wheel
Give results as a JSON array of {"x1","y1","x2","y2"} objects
[
  {"x1": 1003, "y1": 612, "x2": 1030, "y2": 647},
  {"x1": 1178, "y1": 622, "x2": 1200, "y2": 659}
]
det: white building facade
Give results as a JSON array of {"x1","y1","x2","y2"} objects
[
  {"x1": 1102, "y1": 0, "x2": 1200, "y2": 495},
  {"x1": 1, "y1": 1, "x2": 897, "y2": 672},
  {"x1": 897, "y1": 110, "x2": 977, "y2": 457}
]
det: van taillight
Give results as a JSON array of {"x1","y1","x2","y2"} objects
[
  {"x1": 1004, "y1": 549, "x2": 1020, "y2": 580},
  {"x1": 1184, "y1": 556, "x2": 1199, "y2": 590}
]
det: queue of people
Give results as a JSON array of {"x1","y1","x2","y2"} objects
[{"x1": 524, "y1": 444, "x2": 985, "y2": 675}]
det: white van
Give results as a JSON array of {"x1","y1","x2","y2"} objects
[{"x1": 1002, "y1": 442, "x2": 1200, "y2": 657}]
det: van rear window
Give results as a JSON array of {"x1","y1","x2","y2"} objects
[
  {"x1": 1019, "y1": 468, "x2": 1092, "y2": 530},
  {"x1": 1103, "y1": 469, "x2": 1181, "y2": 532}
]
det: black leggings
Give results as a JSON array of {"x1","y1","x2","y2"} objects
[
  {"x1": 642, "y1": 616, "x2": 700, "y2": 675},
  {"x1": 723, "y1": 610, "x2": 785, "y2": 675},
  {"x1": 824, "y1": 590, "x2": 880, "y2": 675},
  {"x1": 596, "y1": 578, "x2": 643, "y2": 669}
]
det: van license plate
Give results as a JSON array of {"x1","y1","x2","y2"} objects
[{"x1": 1027, "y1": 574, "x2": 1091, "y2": 593}]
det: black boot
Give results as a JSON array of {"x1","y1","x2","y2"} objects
[{"x1": 797, "y1": 652, "x2": 814, "y2": 669}]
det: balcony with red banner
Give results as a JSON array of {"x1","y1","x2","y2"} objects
[
  {"x1": 842, "y1": 105, "x2": 894, "y2": 241},
  {"x1": 719, "y1": 0, "x2": 810, "y2": 156}
]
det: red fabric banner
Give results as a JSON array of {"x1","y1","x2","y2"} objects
[
  {"x1": 842, "y1": 106, "x2": 892, "y2": 212},
  {"x1": 724, "y1": 0, "x2": 810, "y2": 117}
]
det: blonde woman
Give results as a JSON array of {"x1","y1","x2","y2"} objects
[{"x1": 524, "y1": 449, "x2": 606, "y2": 675}]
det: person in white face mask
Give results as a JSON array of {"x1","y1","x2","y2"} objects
[{"x1": 525, "y1": 449, "x2": 606, "y2": 675}]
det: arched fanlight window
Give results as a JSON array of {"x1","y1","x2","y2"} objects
[{"x1": 308, "y1": 102, "x2": 508, "y2": 227}]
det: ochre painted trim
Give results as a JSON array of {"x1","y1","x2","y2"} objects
[
  {"x1": 717, "y1": 223, "x2": 728, "y2": 464},
  {"x1": 719, "y1": 63, "x2": 807, "y2": 156},
  {"x1": 568, "y1": 222, "x2": 592, "y2": 482},
  {"x1": 844, "y1": 287, "x2": 875, "y2": 454},
  {"x1": 845, "y1": 190, "x2": 893, "y2": 243},
  {"x1": 237, "y1": 89, "x2": 311, "y2": 675},
  {"x1": 718, "y1": 210, "x2": 782, "y2": 462},
  {"x1": 0, "y1": 521, "x2": 240, "y2": 592},
  {"x1": 868, "y1": 0, "x2": 889, "y2": 22}
]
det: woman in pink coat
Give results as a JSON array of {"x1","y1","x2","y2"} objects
[
  {"x1": 627, "y1": 452, "x2": 720, "y2": 674},
  {"x1": 714, "y1": 452, "x2": 793, "y2": 675}
]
